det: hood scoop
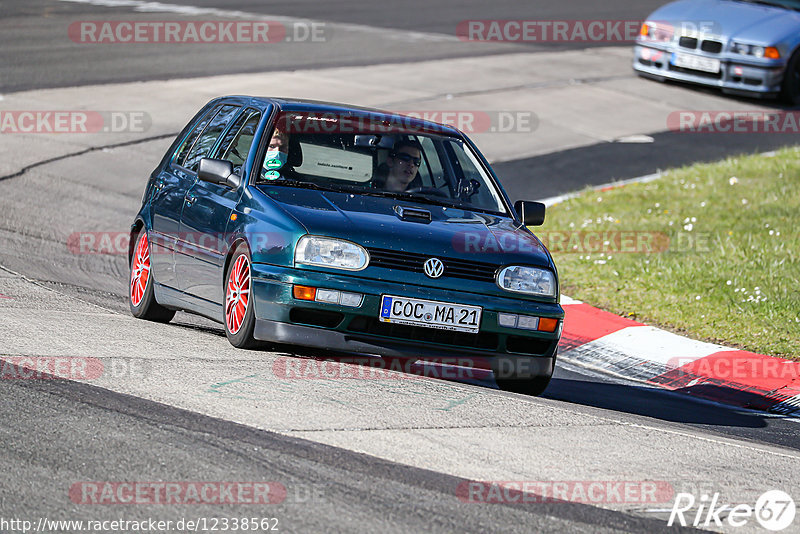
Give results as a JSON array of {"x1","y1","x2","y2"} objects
[{"x1": 394, "y1": 205, "x2": 432, "y2": 224}]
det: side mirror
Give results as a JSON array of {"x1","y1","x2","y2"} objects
[
  {"x1": 197, "y1": 158, "x2": 239, "y2": 189},
  {"x1": 514, "y1": 200, "x2": 546, "y2": 226}
]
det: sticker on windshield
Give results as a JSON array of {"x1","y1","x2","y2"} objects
[
  {"x1": 263, "y1": 170, "x2": 282, "y2": 180},
  {"x1": 265, "y1": 158, "x2": 285, "y2": 170}
]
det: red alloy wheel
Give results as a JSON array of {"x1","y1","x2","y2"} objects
[
  {"x1": 225, "y1": 254, "x2": 251, "y2": 335},
  {"x1": 130, "y1": 232, "x2": 151, "y2": 307}
]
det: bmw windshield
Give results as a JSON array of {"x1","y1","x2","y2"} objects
[{"x1": 255, "y1": 110, "x2": 509, "y2": 215}]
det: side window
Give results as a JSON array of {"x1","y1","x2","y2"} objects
[
  {"x1": 173, "y1": 104, "x2": 223, "y2": 167},
  {"x1": 418, "y1": 136, "x2": 446, "y2": 188},
  {"x1": 183, "y1": 104, "x2": 240, "y2": 173},
  {"x1": 214, "y1": 108, "x2": 261, "y2": 174}
]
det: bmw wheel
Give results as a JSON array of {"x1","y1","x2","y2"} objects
[{"x1": 781, "y1": 50, "x2": 800, "y2": 106}]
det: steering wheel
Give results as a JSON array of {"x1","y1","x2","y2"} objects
[{"x1": 405, "y1": 186, "x2": 449, "y2": 198}]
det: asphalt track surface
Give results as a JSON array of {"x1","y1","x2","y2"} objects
[
  {"x1": 2, "y1": 1, "x2": 800, "y2": 533},
  {"x1": 2, "y1": 0, "x2": 668, "y2": 93}
]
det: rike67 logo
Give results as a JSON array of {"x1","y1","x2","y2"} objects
[{"x1": 668, "y1": 490, "x2": 796, "y2": 531}]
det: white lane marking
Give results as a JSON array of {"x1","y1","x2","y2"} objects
[
  {"x1": 560, "y1": 295, "x2": 583, "y2": 305},
  {"x1": 538, "y1": 172, "x2": 663, "y2": 206},
  {"x1": 620, "y1": 421, "x2": 800, "y2": 460},
  {"x1": 614, "y1": 134, "x2": 655, "y2": 143},
  {"x1": 58, "y1": 0, "x2": 460, "y2": 42}
]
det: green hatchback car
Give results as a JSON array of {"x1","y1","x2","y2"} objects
[{"x1": 130, "y1": 97, "x2": 563, "y2": 395}]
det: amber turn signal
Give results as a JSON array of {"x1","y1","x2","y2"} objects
[{"x1": 293, "y1": 285, "x2": 317, "y2": 301}]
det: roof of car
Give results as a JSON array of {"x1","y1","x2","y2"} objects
[{"x1": 221, "y1": 95, "x2": 462, "y2": 137}]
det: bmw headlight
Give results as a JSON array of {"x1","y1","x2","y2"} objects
[
  {"x1": 731, "y1": 42, "x2": 779, "y2": 59},
  {"x1": 295, "y1": 236, "x2": 369, "y2": 271},
  {"x1": 639, "y1": 21, "x2": 674, "y2": 43},
  {"x1": 496, "y1": 266, "x2": 556, "y2": 298}
]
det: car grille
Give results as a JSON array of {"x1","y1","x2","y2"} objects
[
  {"x1": 700, "y1": 40, "x2": 723, "y2": 53},
  {"x1": 678, "y1": 37, "x2": 723, "y2": 54},
  {"x1": 367, "y1": 247, "x2": 498, "y2": 283},
  {"x1": 347, "y1": 316, "x2": 499, "y2": 350}
]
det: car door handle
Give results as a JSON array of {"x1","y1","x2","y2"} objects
[{"x1": 185, "y1": 193, "x2": 197, "y2": 207}]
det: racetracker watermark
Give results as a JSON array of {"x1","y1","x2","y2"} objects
[
  {"x1": 68, "y1": 21, "x2": 328, "y2": 44},
  {"x1": 456, "y1": 20, "x2": 643, "y2": 42},
  {"x1": 67, "y1": 232, "x2": 290, "y2": 256},
  {"x1": 272, "y1": 356, "x2": 493, "y2": 381},
  {"x1": 272, "y1": 110, "x2": 534, "y2": 135},
  {"x1": 0, "y1": 111, "x2": 151, "y2": 134},
  {"x1": 0, "y1": 357, "x2": 103, "y2": 380},
  {"x1": 0, "y1": 357, "x2": 150, "y2": 380},
  {"x1": 69, "y1": 482, "x2": 287, "y2": 505},
  {"x1": 667, "y1": 356, "x2": 800, "y2": 382},
  {"x1": 456, "y1": 481, "x2": 674, "y2": 504},
  {"x1": 668, "y1": 111, "x2": 800, "y2": 134},
  {"x1": 668, "y1": 490, "x2": 796, "y2": 530},
  {"x1": 452, "y1": 231, "x2": 670, "y2": 254},
  {"x1": 395, "y1": 111, "x2": 538, "y2": 134}
]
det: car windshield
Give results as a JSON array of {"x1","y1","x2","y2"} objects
[
  {"x1": 254, "y1": 110, "x2": 508, "y2": 215},
  {"x1": 734, "y1": 0, "x2": 800, "y2": 9}
]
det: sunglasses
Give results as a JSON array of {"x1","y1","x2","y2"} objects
[{"x1": 393, "y1": 152, "x2": 422, "y2": 167}]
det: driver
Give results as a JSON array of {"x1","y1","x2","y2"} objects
[
  {"x1": 383, "y1": 140, "x2": 423, "y2": 192},
  {"x1": 264, "y1": 129, "x2": 289, "y2": 170}
]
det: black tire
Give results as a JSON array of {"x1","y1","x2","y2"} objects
[
  {"x1": 780, "y1": 50, "x2": 800, "y2": 106},
  {"x1": 224, "y1": 242, "x2": 259, "y2": 349},
  {"x1": 129, "y1": 229, "x2": 175, "y2": 323},
  {"x1": 494, "y1": 374, "x2": 553, "y2": 396},
  {"x1": 492, "y1": 354, "x2": 555, "y2": 396}
]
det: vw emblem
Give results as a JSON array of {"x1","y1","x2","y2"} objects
[{"x1": 423, "y1": 258, "x2": 444, "y2": 279}]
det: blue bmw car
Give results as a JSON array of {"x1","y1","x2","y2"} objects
[
  {"x1": 634, "y1": 0, "x2": 800, "y2": 103},
  {"x1": 129, "y1": 97, "x2": 563, "y2": 395}
]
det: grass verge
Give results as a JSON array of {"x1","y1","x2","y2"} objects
[{"x1": 540, "y1": 147, "x2": 800, "y2": 359}]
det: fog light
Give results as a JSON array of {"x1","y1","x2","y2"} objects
[
  {"x1": 339, "y1": 292, "x2": 364, "y2": 307},
  {"x1": 315, "y1": 289, "x2": 339, "y2": 304},
  {"x1": 517, "y1": 315, "x2": 540, "y2": 331},
  {"x1": 498, "y1": 313, "x2": 518, "y2": 328},
  {"x1": 293, "y1": 285, "x2": 317, "y2": 301}
]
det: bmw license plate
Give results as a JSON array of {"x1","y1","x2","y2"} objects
[
  {"x1": 671, "y1": 52, "x2": 720, "y2": 73},
  {"x1": 379, "y1": 295, "x2": 482, "y2": 333}
]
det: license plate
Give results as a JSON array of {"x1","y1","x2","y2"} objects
[
  {"x1": 379, "y1": 295, "x2": 482, "y2": 334},
  {"x1": 671, "y1": 52, "x2": 720, "y2": 73}
]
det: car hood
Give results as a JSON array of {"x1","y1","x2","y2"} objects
[
  {"x1": 649, "y1": 0, "x2": 800, "y2": 44},
  {"x1": 260, "y1": 186, "x2": 553, "y2": 269}
]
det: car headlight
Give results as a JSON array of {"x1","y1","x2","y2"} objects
[
  {"x1": 496, "y1": 266, "x2": 556, "y2": 298},
  {"x1": 295, "y1": 236, "x2": 369, "y2": 271},
  {"x1": 731, "y1": 42, "x2": 779, "y2": 59},
  {"x1": 639, "y1": 21, "x2": 674, "y2": 43}
]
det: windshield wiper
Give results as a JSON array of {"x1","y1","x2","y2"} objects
[
  {"x1": 377, "y1": 190, "x2": 468, "y2": 209},
  {"x1": 257, "y1": 178, "x2": 503, "y2": 214},
  {"x1": 257, "y1": 178, "x2": 351, "y2": 194}
]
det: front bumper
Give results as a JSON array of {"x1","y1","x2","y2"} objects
[
  {"x1": 249, "y1": 262, "x2": 562, "y2": 370},
  {"x1": 633, "y1": 44, "x2": 786, "y2": 97}
]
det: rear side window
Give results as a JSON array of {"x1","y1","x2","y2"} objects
[
  {"x1": 214, "y1": 108, "x2": 262, "y2": 173},
  {"x1": 182, "y1": 104, "x2": 240, "y2": 172},
  {"x1": 173, "y1": 104, "x2": 223, "y2": 168}
]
